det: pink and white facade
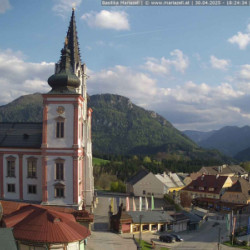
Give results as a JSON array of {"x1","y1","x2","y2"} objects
[{"x1": 0, "y1": 9, "x2": 94, "y2": 210}]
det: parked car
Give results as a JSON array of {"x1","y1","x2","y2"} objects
[
  {"x1": 159, "y1": 235, "x2": 175, "y2": 243},
  {"x1": 170, "y1": 234, "x2": 183, "y2": 242},
  {"x1": 212, "y1": 222, "x2": 220, "y2": 227}
]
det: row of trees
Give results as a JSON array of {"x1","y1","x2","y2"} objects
[{"x1": 93, "y1": 154, "x2": 227, "y2": 191}]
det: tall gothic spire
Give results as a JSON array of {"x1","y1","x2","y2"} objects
[
  {"x1": 66, "y1": 8, "x2": 81, "y2": 73},
  {"x1": 47, "y1": 8, "x2": 82, "y2": 93}
]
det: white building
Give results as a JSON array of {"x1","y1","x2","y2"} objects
[
  {"x1": 131, "y1": 171, "x2": 184, "y2": 198},
  {"x1": 0, "y1": 9, "x2": 94, "y2": 210}
]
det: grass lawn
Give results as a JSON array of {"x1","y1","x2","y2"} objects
[
  {"x1": 135, "y1": 239, "x2": 169, "y2": 250},
  {"x1": 93, "y1": 157, "x2": 110, "y2": 166},
  {"x1": 223, "y1": 241, "x2": 250, "y2": 249}
]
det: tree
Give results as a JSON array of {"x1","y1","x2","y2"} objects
[
  {"x1": 143, "y1": 156, "x2": 152, "y2": 164},
  {"x1": 110, "y1": 181, "x2": 126, "y2": 193},
  {"x1": 180, "y1": 192, "x2": 192, "y2": 208},
  {"x1": 240, "y1": 161, "x2": 250, "y2": 172}
]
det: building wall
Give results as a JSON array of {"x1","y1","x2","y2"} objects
[
  {"x1": 222, "y1": 177, "x2": 233, "y2": 188},
  {"x1": 46, "y1": 155, "x2": 74, "y2": 205},
  {"x1": 173, "y1": 221, "x2": 188, "y2": 232},
  {"x1": 46, "y1": 102, "x2": 74, "y2": 148},
  {"x1": 133, "y1": 173, "x2": 165, "y2": 198},
  {"x1": 23, "y1": 155, "x2": 42, "y2": 202},
  {"x1": 84, "y1": 110, "x2": 94, "y2": 207},
  {"x1": 181, "y1": 190, "x2": 220, "y2": 200},
  {"x1": 3, "y1": 154, "x2": 20, "y2": 200},
  {"x1": 18, "y1": 241, "x2": 84, "y2": 250},
  {"x1": 221, "y1": 191, "x2": 249, "y2": 204}
]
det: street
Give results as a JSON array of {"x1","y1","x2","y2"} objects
[{"x1": 87, "y1": 193, "x2": 247, "y2": 250}]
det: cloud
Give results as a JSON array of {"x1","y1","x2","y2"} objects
[
  {"x1": 233, "y1": 64, "x2": 250, "y2": 94},
  {"x1": 151, "y1": 81, "x2": 245, "y2": 130},
  {"x1": 52, "y1": 0, "x2": 82, "y2": 17},
  {"x1": 228, "y1": 28, "x2": 250, "y2": 50},
  {"x1": 1, "y1": 48, "x2": 250, "y2": 131},
  {"x1": 143, "y1": 49, "x2": 189, "y2": 75},
  {"x1": 87, "y1": 62, "x2": 249, "y2": 130},
  {"x1": 81, "y1": 10, "x2": 130, "y2": 31},
  {"x1": 88, "y1": 65, "x2": 156, "y2": 104},
  {"x1": 210, "y1": 55, "x2": 230, "y2": 70},
  {"x1": 0, "y1": 49, "x2": 53, "y2": 104},
  {"x1": 0, "y1": 0, "x2": 11, "y2": 14},
  {"x1": 238, "y1": 64, "x2": 250, "y2": 81}
]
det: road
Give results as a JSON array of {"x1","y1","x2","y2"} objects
[
  {"x1": 132, "y1": 218, "x2": 242, "y2": 250},
  {"x1": 87, "y1": 193, "x2": 245, "y2": 250},
  {"x1": 86, "y1": 194, "x2": 137, "y2": 250}
]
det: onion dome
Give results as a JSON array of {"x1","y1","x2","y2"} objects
[{"x1": 48, "y1": 37, "x2": 80, "y2": 93}]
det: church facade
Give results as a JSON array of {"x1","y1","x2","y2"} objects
[{"x1": 0, "y1": 10, "x2": 94, "y2": 210}]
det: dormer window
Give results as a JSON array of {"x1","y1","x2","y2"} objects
[{"x1": 55, "y1": 116, "x2": 65, "y2": 138}]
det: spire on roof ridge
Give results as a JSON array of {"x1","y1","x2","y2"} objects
[{"x1": 66, "y1": 8, "x2": 81, "y2": 73}]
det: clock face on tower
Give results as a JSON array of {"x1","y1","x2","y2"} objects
[{"x1": 57, "y1": 106, "x2": 65, "y2": 115}]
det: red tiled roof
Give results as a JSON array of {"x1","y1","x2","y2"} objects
[
  {"x1": 3, "y1": 205, "x2": 90, "y2": 243},
  {"x1": 182, "y1": 175, "x2": 228, "y2": 194},
  {"x1": 0, "y1": 200, "x2": 94, "y2": 223},
  {"x1": 0, "y1": 200, "x2": 28, "y2": 215}
]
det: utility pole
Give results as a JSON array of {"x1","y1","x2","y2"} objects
[
  {"x1": 139, "y1": 214, "x2": 143, "y2": 250},
  {"x1": 218, "y1": 227, "x2": 221, "y2": 250}
]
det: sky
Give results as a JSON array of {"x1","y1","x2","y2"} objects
[{"x1": 1, "y1": 0, "x2": 250, "y2": 131}]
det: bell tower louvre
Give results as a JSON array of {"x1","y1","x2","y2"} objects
[{"x1": 0, "y1": 9, "x2": 94, "y2": 210}]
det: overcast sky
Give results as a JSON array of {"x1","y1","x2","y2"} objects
[{"x1": 1, "y1": 0, "x2": 250, "y2": 131}]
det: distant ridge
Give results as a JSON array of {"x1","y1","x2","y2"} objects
[{"x1": 183, "y1": 126, "x2": 250, "y2": 160}]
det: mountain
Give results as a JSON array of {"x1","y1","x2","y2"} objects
[
  {"x1": 183, "y1": 130, "x2": 216, "y2": 144},
  {"x1": 0, "y1": 93, "x2": 43, "y2": 122},
  {"x1": 89, "y1": 94, "x2": 197, "y2": 155},
  {"x1": 184, "y1": 126, "x2": 250, "y2": 159},
  {"x1": 234, "y1": 147, "x2": 250, "y2": 161},
  {"x1": 0, "y1": 93, "x2": 230, "y2": 163}
]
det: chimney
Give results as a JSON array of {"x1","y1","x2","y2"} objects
[{"x1": 201, "y1": 174, "x2": 205, "y2": 181}]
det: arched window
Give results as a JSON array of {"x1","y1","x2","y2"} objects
[
  {"x1": 27, "y1": 157, "x2": 37, "y2": 178},
  {"x1": 55, "y1": 158, "x2": 65, "y2": 181},
  {"x1": 6, "y1": 156, "x2": 16, "y2": 178},
  {"x1": 55, "y1": 116, "x2": 65, "y2": 138}
]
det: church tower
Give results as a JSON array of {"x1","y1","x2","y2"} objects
[{"x1": 41, "y1": 9, "x2": 94, "y2": 209}]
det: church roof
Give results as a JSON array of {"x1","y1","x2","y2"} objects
[{"x1": 0, "y1": 122, "x2": 42, "y2": 148}]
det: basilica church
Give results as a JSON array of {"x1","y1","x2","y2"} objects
[{"x1": 0, "y1": 9, "x2": 94, "y2": 210}]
